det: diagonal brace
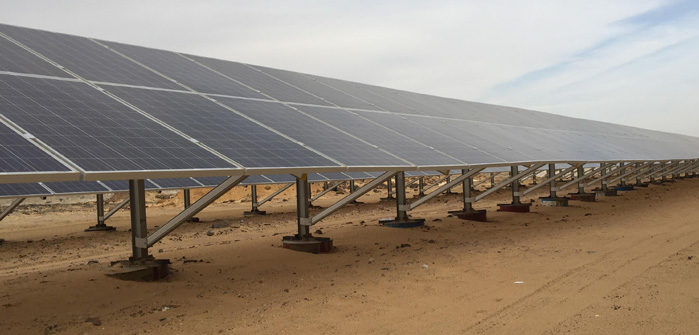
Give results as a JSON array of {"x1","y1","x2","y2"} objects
[
  {"x1": 522, "y1": 165, "x2": 578, "y2": 196},
  {"x1": 473, "y1": 164, "x2": 545, "y2": 202},
  {"x1": 257, "y1": 182, "x2": 294, "y2": 207},
  {"x1": 311, "y1": 181, "x2": 344, "y2": 202},
  {"x1": 557, "y1": 166, "x2": 601, "y2": 191},
  {"x1": 311, "y1": 171, "x2": 395, "y2": 225},
  {"x1": 0, "y1": 198, "x2": 25, "y2": 222},
  {"x1": 147, "y1": 175, "x2": 248, "y2": 247},
  {"x1": 608, "y1": 162, "x2": 649, "y2": 184},
  {"x1": 104, "y1": 197, "x2": 130, "y2": 222},
  {"x1": 408, "y1": 168, "x2": 484, "y2": 210}
]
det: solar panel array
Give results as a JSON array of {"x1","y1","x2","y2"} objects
[{"x1": 0, "y1": 23, "x2": 698, "y2": 193}]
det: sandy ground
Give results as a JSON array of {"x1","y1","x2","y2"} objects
[{"x1": 0, "y1": 176, "x2": 698, "y2": 334}]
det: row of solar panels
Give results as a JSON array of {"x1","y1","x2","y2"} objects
[
  {"x1": 1, "y1": 23, "x2": 697, "y2": 185},
  {"x1": 0, "y1": 170, "x2": 469, "y2": 199}
]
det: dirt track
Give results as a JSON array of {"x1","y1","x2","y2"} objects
[{"x1": 1, "y1": 178, "x2": 698, "y2": 334}]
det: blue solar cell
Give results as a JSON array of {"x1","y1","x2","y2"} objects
[
  {"x1": 43, "y1": 181, "x2": 108, "y2": 194},
  {"x1": 103, "y1": 86, "x2": 338, "y2": 168},
  {"x1": 186, "y1": 55, "x2": 331, "y2": 106},
  {"x1": 213, "y1": 97, "x2": 409, "y2": 167},
  {"x1": 251, "y1": 65, "x2": 378, "y2": 110},
  {"x1": 0, "y1": 182, "x2": 50, "y2": 197},
  {"x1": 102, "y1": 41, "x2": 266, "y2": 99},
  {"x1": 0, "y1": 121, "x2": 71, "y2": 173},
  {"x1": 0, "y1": 75, "x2": 235, "y2": 172},
  {"x1": 149, "y1": 178, "x2": 201, "y2": 189},
  {"x1": 343, "y1": 172, "x2": 374, "y2": 179},
  {"x1": 0, "y1": 24, "x2": 180, "y2": 89},
  {"x1": 298, "y1": 105, "x2": 461, "y2": 166},
  {"x1": 263, "y1": 174, "x2": 296, "y2": 183},
  {"x1": 354, "y1": 111, "x2": 506, "y2": 165},
  {"x1": 0, "y1": 37, "x2": 70, "y2": 78},
  {"x1": 317, "y1": 172, "x2": 351, "y2": 181}
]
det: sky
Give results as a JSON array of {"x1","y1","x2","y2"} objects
[{"x1": 1, "y1": 0, "x2": 698, "y2": 136}]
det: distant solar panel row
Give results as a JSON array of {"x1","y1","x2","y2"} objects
[
  {"x1": 0, "y1": 170, "x2": 407, "y2": 199},
  {"x1": 0, "y1": 23, "x2": 697, "y2": 188}
]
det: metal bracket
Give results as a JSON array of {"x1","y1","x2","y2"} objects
[
  {"x1": 299, "y1": 217, "x2": 312, "y2": 226},
  {"x1": 134, "y1": 237, "x2": 148, "y2": 249},
  {"x1": 398, "y1": 204, "x2": 411, "y2": 212}
]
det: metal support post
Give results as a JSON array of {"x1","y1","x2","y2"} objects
[
  {"x1": 282, "y1": 175, "x2": 333, "y2": 253},
  {"x1": 418, "y1": 177, "x2": 425, "y2": 197},
  {"x1": 129, "y1": 180, "x2": 149, "y2": 261},
  {"x1": 348, "y1": 179, "x2": 362, "y2": 204},
  {"x1": 183, "y1": 188, "x2": 201, "y2": 222},
  {"x1": 449, "y1": 169, "x2": 487, "y2": 221},
  {"x1": 497, "y1": 165, "x2": 532, "y2": 212},
  {"x1": 382, "y1": 177, "x2": 395, "y2": 200},
  {"x1": 379, "y1": 171, "x2": 425, "y2": 228},
  {"x1": 490, "y1": 172, "x2": 495, "y2": 188},
  {"x1": 565, "y1": 165, "x2": 596, "y2": 201},
  {"x1": 618, "y1": 163, "x2": 627, "y2": 186},
  {"x1": 108, "y1": 179, "x2": 169, "y2": 281},
  {"x1": 600, "y1": 163, "x2": 609, "y2": 191},
  {"x1": 634, "y1": 163, "x2": 646, "y2": 186},
  {"x1": 594, "y1": 163, "x2": 618, "y2": 196},
  {"x1": 445, "y1": 175, "x2": 453, "y2": 194},
  {"x1": 539, "y1": 163, "x2": 569, "y2": 206},
  {"x1": 85, "y1": 194, "x2": 116, "y2": 232},
  {"x1": 244, "y1": 185, "x2": 266, "y2": 215},
  {"x1": 183, "y1": 189, "x2": 191, "y2": 209}
]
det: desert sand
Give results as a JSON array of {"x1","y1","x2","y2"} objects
[{"x1": 0, "y1": 176, "x2": 698, "y2": 334}]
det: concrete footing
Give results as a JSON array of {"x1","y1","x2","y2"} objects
[
  {"x1": 107, "y1": 258, "x2": 170, "y2": 281},
  {"x1": 615, "y1": 185, "x2": 635, "y2": 191},
  {"x1": 282, "y1": 235, "x2": 333, "y2": 253},
  {"x1": 595, "y1": 188, "x2": 618, "y2": 196},
  {"x1": 454, "y1": 209, "x2": 487, "y2": 222},
  {"x1": 497, "y1": 203, "x2": 531, "y2": 212},
  {"x1": 379, "y1": 217, "x2": 425, "y2": 228},
  {"x1": 84, "y1": 224, "x2": 116, "y2": 232},
  {"x1": 243, "y1": 209, "x2": 266, "y2": 216},
  {"x1": 568, "y1": 192, "x2": 596, "y2": 202},
  {"x1": 540, "y1": 197, "x2": 569, "y2": 207}
]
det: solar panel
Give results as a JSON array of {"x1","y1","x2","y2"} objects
[
  {"x1": 0, "y1": 182, "x2": 49, "y2": 198},
  {"x1": 353, "y1": 111, "x2": 506, "y2": 164},
  {"x1": 342, "y1": 172, "x2": 375, "y2": 179},
  {"x1": 149, "y1": 178, "x2": 201, "y2": 189},
  {"x1": 317, "y1": 172, "x2": 352, "y2": 181},
  {"x1": 264, "y1": 174, "x2": 296, "y2": 183},
  {"x1": 186, "y1": 55, "x2": 331, "y2": 106},
  {"x1": 297, "y1": 105, "x2": 462, "y2": 166},
  {"x1": 101, "y1": 41, "x2": 266, "y2": 99},
  {"x1": 103, "y1": 85, "x2": 338, "y2": 168},
  {"x1": 213, "y1": 97, "x2": 410, "y2": 167},
  {"x1": 0, "y1": 120, "x2": 71, "y2": 173},
  {"x1": 0, "y1": 36, "x2": 71, "y2": 78},
  {"x1": 0, "y1": 75, "x2": 236, "y2": 175},
  {"x1": 251, "y1": 65, "x2": 378, "y2": 110},
  {"x1": 0, "y1": 24, "x2": 180, "y2": 89},
  {"x1": 43, "y1": 181, "x2": 109, "y2": 194},
  {"x1": 402, "y1": 115, "x2": 539, "y2": 162},
  {"x1": 100, "y1": 179, "x2": 160, "y2": 192}
]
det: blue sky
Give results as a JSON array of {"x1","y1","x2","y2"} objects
[{"x1": 1, "y1": 0, "x2": 697, "y2": 136}]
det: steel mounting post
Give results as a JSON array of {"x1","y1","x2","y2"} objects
[
  {"x1": 244, "y1": 184, "x2": 266, "y2": 215},
  {"x1": 282, "y1": 175, "x2": 333, "y2": 253},
  {"x1": 379, "y1": 171, "x2": 425, "y2": 228},
  {"x1": 85, "y1": 194, "x2": 116, "y2": 232}
]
